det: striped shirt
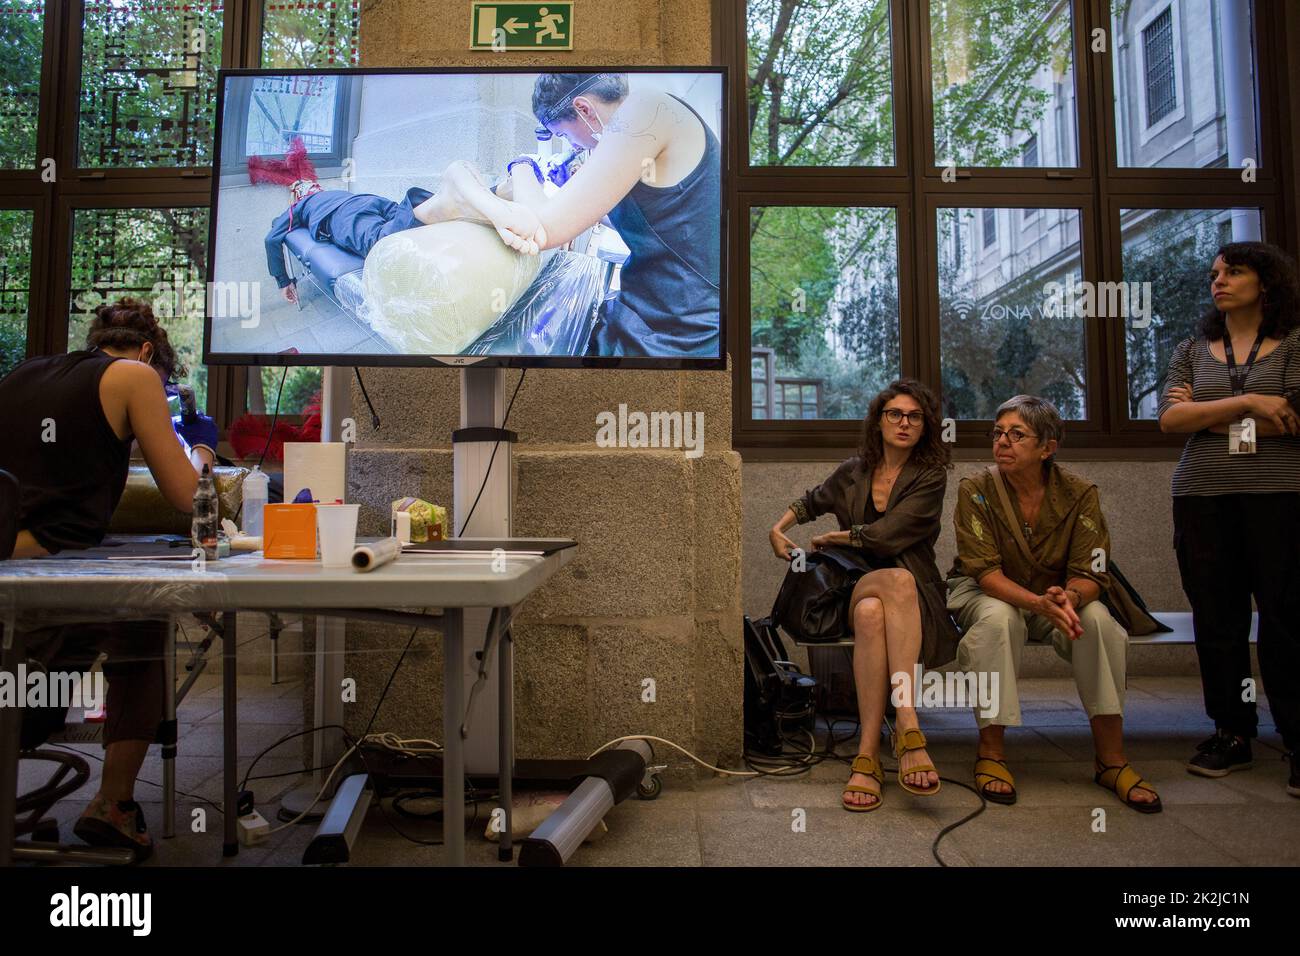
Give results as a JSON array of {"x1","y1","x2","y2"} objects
[{"x1": 1158, "y1": 327, "x2": 1300, "y2": 496}]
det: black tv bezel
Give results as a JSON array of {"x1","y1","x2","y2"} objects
[{"x1": 203, "y1": 65, "x2": 729, "y2": 371}]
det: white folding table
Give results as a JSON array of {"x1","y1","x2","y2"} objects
[{"x1": 0, "y1": 538, "x2": 574, "y2": 866}]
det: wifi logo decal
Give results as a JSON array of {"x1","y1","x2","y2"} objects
[{"x1": 950, "y1": 296, "x2": 976, "y2": 322}]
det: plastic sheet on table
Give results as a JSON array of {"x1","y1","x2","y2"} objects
[
  {"x1": 0, "y1": 558, "x2": 243, "y2": 632},
  {"x1": 463, "y1": 250, "x2": 606, "y2": 357},
  {"x1": 334, "y1": 269, "x2": 366, "y2": 317}
]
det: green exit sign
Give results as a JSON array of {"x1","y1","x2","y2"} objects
[{"x1": 471, "y1": 2, "x2": 574, "y2": 50}]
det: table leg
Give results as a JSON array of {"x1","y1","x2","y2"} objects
[
  {"x1": 222, "y1": 611, "x2": 238, "y2": 858},
  {"x1": 0, "y1": 614, "x2": 19, "y2": 867},
  {"x1": 163, "y1": 615, "x2": 177, "y2": 839},
  {"x1": 497, "y1": 610, "x2": 514, "y2": 863},
  {"x1": 443, "y1": 607, "x2": 464, "y2": 866}
]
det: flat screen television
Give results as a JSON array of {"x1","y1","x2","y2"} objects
[{"x1": 203, "y1": 66, "x2": 727, "y2": 369}]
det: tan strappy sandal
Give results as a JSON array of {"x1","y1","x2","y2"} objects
[
  {"x1": 892, "y1": 727, "x2": 941, "y2": 796},
  {"x1": 1095, "y1": 760, "x2": 1163, "y2": 814},
  {"x1": 974, "y1": 756, "x2": 1017, "y2": 805},
  {"x1": 842, "y1": 754, "x2": 884, "y2": 812}
]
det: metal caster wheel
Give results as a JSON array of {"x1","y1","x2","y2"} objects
[{"x1": 636, "y1": 774, "x2": 662, "y2": 800}]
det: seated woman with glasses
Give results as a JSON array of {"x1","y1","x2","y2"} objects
[
  {"x1": 770, "y1": 379, "x2": 959, "y2": 811},
  {"x1": 946, "y1": 395, "x2": 1161, "y2": 813}
]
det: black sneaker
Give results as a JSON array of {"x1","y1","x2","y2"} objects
[
  {"x1": 1186, "y1": 729, "x2": 1252, "y2": 777},
  {"x1": 1286, "y1": 752, "x2": 1299, "y2": 798}
]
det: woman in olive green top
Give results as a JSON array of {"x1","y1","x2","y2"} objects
[{"x1": 947, "y1": 395, "x2": 1162, "y2": 813}]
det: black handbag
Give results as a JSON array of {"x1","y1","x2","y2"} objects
[{"x1": 770, "y1": 545, "x2": 873, "y2": 644}]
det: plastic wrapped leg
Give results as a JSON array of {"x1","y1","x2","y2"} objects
[
  {"x1": 334, "y1": 269, "x2": 367, "y2": 318},
  {"x1": 464, "y1": 251, "x2": 607, "y2": 357},
  {"x1": 359, "y1": 221, "x2": 542, "y2": 355}
]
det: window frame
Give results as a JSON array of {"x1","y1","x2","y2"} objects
[
  {"x1": 724, "y1": 0, "x2": 1296, "y2": 457},
  {"x1": 0, "y1": 0, "x2": 337, "y2": 435}
]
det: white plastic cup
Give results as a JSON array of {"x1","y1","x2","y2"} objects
[{"x1": 316, "y1": 503, "x2": 360, "y2": 568}]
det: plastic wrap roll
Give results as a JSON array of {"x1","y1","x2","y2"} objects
[
  {"x1": 351, "y1": 536, "x2": 402, "y2": 572},
  {"x1": 359, "y1": 220, "x2": 542, "y2": 355}
]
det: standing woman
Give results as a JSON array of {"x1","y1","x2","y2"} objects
[
  {"x1": 770, "y1": 379, "x2": 959, "y2": 811},
  {"x1": 1159, "y1": 241, "x2": 1300, "y2": 797}
]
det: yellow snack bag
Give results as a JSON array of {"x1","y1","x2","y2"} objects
[{"x1": 391, "y1": 497, "x2": 447, "y2": 542}]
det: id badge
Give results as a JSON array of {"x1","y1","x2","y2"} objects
[{"x1": 1228, "y1": 418, "x2": 1257, "y2": 455}]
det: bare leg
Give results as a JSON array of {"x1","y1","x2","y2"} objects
[
  {"x1": 852, "y1": 568, "x2": 938, "y2": 790},
  {"x1": 978, "y1": 724, "x2": 1012, "y2": 794},
  {"x1": 98, "y1": 740, "x2": 149, "y2": 802},
  {"x1": 413, "y1": 160, "x2": 547, "y2": 254},
  {"x1": 1091, "y1": 714, "x2": 1157, "y2": 803},
  {"x1": 844, "y1": 595, "x2": 886, "y2": 807}
]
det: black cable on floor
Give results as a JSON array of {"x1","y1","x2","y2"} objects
[
  {"x1": 239, "y1": 723, "x2": 355, "y2": 794},
  {"x1": 46, "y1": 742, "x2": 225, "y2": 818},
  {"x1": 754, "y1": 712, "x2": 982, "y2": 868}
]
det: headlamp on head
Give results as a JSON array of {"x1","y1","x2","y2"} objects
[{"x1": 544, "y1": 73, "x2": 609, "y2": 122}]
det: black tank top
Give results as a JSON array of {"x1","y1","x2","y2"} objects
[
  {"x1": 596, "y1": 93, "x2": 721, "y2": 358},
  {"x1": 0, "y1": 350, "x2": 132, "y2": 553}
]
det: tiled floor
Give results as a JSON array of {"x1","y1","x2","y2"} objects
[{"x1": 17, "y1": 673, "x2": 1298, "y2": 867}]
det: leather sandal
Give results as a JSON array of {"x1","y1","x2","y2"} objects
[
  {"x1": 842, "y1": 754, "x2": 884, "y2": 812},
  {"x1": 1095, "y1": 760, "x2": 1163, "y2": 814},
  {"x1": 974, "y1": 756, "x2": 1017, "y2": 805},
  {"x1": 892, "y1": 728, "x2": 940, "y2": 796}
]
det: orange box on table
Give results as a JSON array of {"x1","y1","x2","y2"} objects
[{"x1": 262, "y1": 503, "x2": 317, "y2": 559}]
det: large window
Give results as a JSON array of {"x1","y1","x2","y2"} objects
[
  {"x1": 929, "y1": 0, "x2": 1079, "y2": 169},
  {"x1": 1141, "y1": 8, "x2": 1176, "y2": 127},
  {"x1": 1112, "y1": 0, "x2": 1258, "y2": 170},
  {"x1": 749, "y1": 205, "x2": 901, "y2": 419},
  {"x1": 78, "y1": 2, "x2": 224, "y2": 168},
  {"x1": 68, "y1": 206, "x2": 210, "y2": 406},
  {"x1": 0, "y1": 2, "x2": 45, "y2": 170},
  {"x1": 0, "y1": 0, "x2": 361, "y2": 435},
  {"x1": 747, "y1": 0, "x2": 895, "y2": 167},
  {"x1": 0, "y1": 209, "x2": 33, "y2": 378},
  {"x1": 730, "y1": 0, "x2": 1287, "y2": 452}
]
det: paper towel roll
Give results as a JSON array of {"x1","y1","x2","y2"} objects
[{"x1": 284, "y1": 442, "x2": 347, "y2": 504}]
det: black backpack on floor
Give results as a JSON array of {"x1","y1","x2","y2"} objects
[{"x1": 743, "y1": 615, "x2": 817, "y2": 756}]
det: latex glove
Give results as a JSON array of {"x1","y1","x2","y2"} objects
[{"x1": 175, "y1": 411, "x2": 219, "y2": 459}]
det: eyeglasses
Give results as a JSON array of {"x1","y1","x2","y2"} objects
[
  {"x1": 989, "y1": 426, "x2": 1038, "y2": 444},
  {"x1": 882, "y1": 408, "x2": 925, "y2": 426}
]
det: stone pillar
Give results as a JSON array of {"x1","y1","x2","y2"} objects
[{"x1": 332, "y1": 0, "x2": 741, "y2": 777}]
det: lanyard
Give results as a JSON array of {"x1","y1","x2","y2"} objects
[{"x1": 1224, "y1": 330, "x2": 1267, "y2": 397}]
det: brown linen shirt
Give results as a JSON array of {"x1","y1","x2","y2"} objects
[
  {"x1": 948, "y1": 462, "x2": 1112, "y2": 595},
  {"x1": 788, "y1": 457, "x2": 960, "y2": 668}
]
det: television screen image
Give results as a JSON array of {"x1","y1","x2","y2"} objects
[{"x1": 204, "y1": 68, "x2": 726, "y2": 368}]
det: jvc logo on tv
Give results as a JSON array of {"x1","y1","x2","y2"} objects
[{"x1": 49, "y1": 886, "x2": 151, "y2": 936}]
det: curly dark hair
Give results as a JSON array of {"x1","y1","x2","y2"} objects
[
  {"x1": 85, "y1": 297, "x2": 185, "y2": 382},
  {"x1": 1197, "y1": 241, "x2": 1300, "y2": 340},
  {"x1": 857, "y1": 378, "x2": 952, "y2": 476},
  {"x1": 532, "y1": 72, "x2": 629, "y2": 126}
]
